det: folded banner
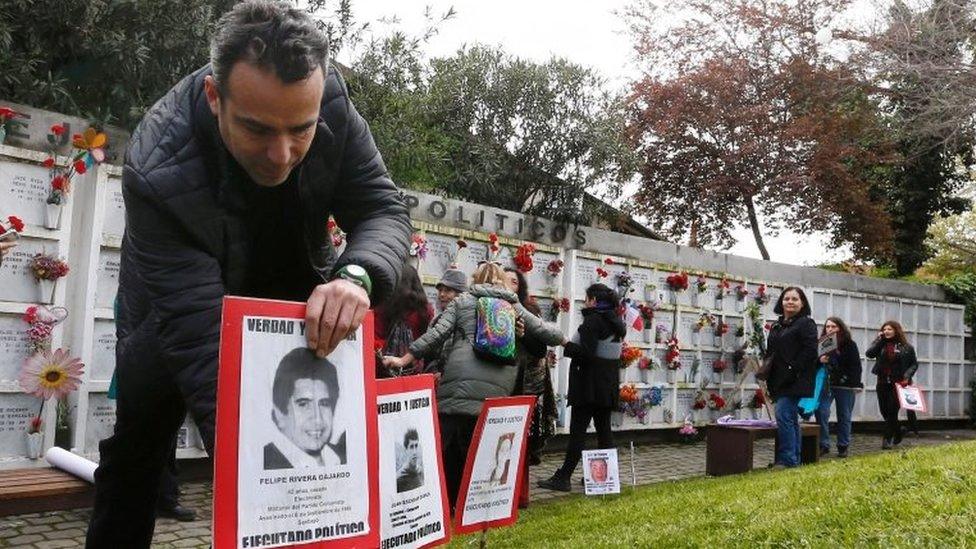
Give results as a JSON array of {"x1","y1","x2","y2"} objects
[
  {"x1": 214, "y1": 296, "x2": 379, "y2": 549},
  {"x1": 896, "y1": 384, "x2": 928, "y2": 413},
  {"x1": 377, "y1": 375, "x2": 451, "y2": 549},
  {"x1": 454, "y1": 396, "x2": 536, "y2": 535}
]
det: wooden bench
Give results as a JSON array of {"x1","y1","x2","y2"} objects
[
  {"x1": 705, "y1": 423, "x2": 820, "y2": 476},
  {"x1": 0, "y1": 468, "x2": 94, "y2": 517}
]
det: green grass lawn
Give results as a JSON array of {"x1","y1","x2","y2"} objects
[{"x1": 451, "y1": 441, "x2": 976, "y2": 548}]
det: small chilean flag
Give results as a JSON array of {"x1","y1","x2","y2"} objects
[{"x1": 622, "y1": 301, "x2": 643, "y2": 332}]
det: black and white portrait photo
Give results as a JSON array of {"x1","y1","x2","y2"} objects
[
  {"x1": 263, "y1": 348, "x2": 347, "y2": 470},
  {"x1": 395, "y1": 428, "x2": 424, "y2": 493}
]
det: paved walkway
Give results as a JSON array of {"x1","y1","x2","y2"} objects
[{"x1": 1, "y1": 429, "x2": 973, "y2": 548}]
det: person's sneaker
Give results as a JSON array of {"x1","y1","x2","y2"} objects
[
  {"x1": 156, "y1": 504, "x2": 197, "y2": 522},
  {"x1": 767, "y1": 463, "x2": 788, "y2": 471},
  {"x1": 882, "y1": 438, "x2": 893, "y2": 450},
  {"x1": 820, "y1": 446, "x2": 830, "y2": 457},
  {"x1": 537, "y1": 475, "x2": 571, "y2": 492},
  {"x1": 837, "y1": 446, "x2": 848, "y2": 458}
]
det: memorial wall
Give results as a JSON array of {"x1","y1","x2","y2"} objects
[{"x1": 0, "y1": 104, "x2": 971, "y2": 469}]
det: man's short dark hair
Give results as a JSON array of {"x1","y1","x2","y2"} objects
[
  {"x1": 272, "y1": 347, "x2": 339, "y2": 412},
  {"x1": 403, "y1": 429, "x2": 419, "y2": 448},
  {"x1": 210, "y1": 0, "x2": 329, "y2": 95}
]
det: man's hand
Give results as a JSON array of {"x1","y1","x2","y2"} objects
[
  {"x1": 306, "y1": 279, "x2": 370, "y2": 358},
  {"x1": 0, "y1": 240, "x2": 16, "y2": 263}
]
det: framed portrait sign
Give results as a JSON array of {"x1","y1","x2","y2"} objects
[
  {"x1": 896, "y1": 384, "x2": 928, "y2": 413},
  {"x1": 214, "y1": 296, "x2": 379, "y2": 549},
  {"x1": 453, "y1": 396, "x2": 536, "y2": 535},
  {"x1": 581, "y1": 449, "x2": 620, "y2": 496},
  {"x1": 377, "y1": 375, "x2": 451, "y2": 549}
]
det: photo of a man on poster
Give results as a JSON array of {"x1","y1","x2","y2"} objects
[
  {"x1": 263, "y1": 347, "x2": 347, "y2": 470},
  {"x1": 395, "y1": 429, "x2": 424, "y2": 493},
  {"x1": 488, "y1": 433, "x2": 515, "y2": 487},
  {"x1": 588, "y1": 457, "x2": 608, "y2": 483}
]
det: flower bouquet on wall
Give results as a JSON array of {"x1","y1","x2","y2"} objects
[
  {"x1": 714, "y1": 320, "x2": 729, "y2": 348},
  {"x1": 620, "y1": 342, "x2": 643, "y2": 383},
  {"x1": 691, "y1": 389, "x2": 708, "y2": 424},
  {"x1": 639, "y1": 303, "x2": 657, "y2": 343},
  {"x1": 548, "y1": 296, "x2": 570, "y2": 322},
  {"x1": 712, "y1": 357, "x2": 728, "y2": 384},
  {"x1": 615, "y1": 270, "x2": 634, "y2": 299},
  {"x1": 692, "y1": 274, "x2": 708, "y2": 308},
  {"x1": 0, "y1": 106, "x2": 23, "y2": 144},
  {"x1": 754, "y1": 283, "x2": 771, "y2": 306},
  {"x1": 749, "y1": 388, "x2": 767, "y2": 419},
  {"x1": 735, "y1": 283, "x2": 750, "y2": 312},
  {"x1": 545, "y1": 258, "x2": 563, "y2": 294},
  {"x1": 42, "y1": 125, "x2": 107, "y2": 229},
  {"x1": 18, "y1": 347, "x2": 84, "y2": 458},
  {"x1": 665, "y1": 271, "x2": 689, "y2": 305},
  {"x1": 406, "y1": 232, "x2": 426, "y2": 266},
  {"x1": 644, "y1": 282, "x2": 657, "y2": 302},
  {"x1": 716, "y1": 276, "x2": 730, "y2": 309},
  {"x1": 513, "y1": 242, "x2": 536, "y2": 273},
  {"x1": 655, "y1": 323, "x2": 670, "y2": 344},
  {"x1": 677, "y1": 419, "x2": 699, "y2": 443},
  {"x1": 29, "y1": 253, "x2": 69, "y2": 303},
  {"x1": 693, "y1": 312, "x2": 715, "y2": 347},
  {"x1": 706, "y1": 392, "x2": 726, "y2": 421},
  {"x1": 665, "y1": 338, "x2": 681, "y2": 383}
]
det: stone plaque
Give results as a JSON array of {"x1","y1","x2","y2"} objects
[
  {"x1": 677, "y1": 312, "x2": 698, "y2": 346},
  {"x1": 812, "y1": 292, "x2": 831, "y2": 321},
  {"x1": 947, "y1": 363, "x2": 962, "y2": 388},
  {"x1": 830, "y1": 294, "x2": 847, "y2": 319},
  {"x1": 916, "y1": 333, "x2": 931, "y2": 359},
  {"x1": 947, "y1": 392, "x2": 963, "y2": 417},
  {"x1": 883, "y1": 300, "x2": 899, "y2": 324},
  {"x1": 899, "y1": 304, "x2": 916, "y2": 332},
  {"x1": 419, "y1": 234, "x2": 455, "y2": 280},
  {"x1": 929, "y1": 390, "x2": 945, "y2": 417},
  {"x1": 84, "y1": 393, "x2": 117, "y2": 454},
  {"x1": 932, "y1": 306, "x2": 948, "y2": 333},
  {"x1": 101, "y1": 175, "x2": 125, "y2": 240},
  {"x1": 457, "y1": 241, "x2": 488, "y2": 276},
  {"x1": 0, "y1": 313, "x2": 31, "y2": 382},
  {"x1": 574, "y1": 259, "x2": 602, "y2": 299},
  {"x1": 848, "y1": 297, "x2": 865, "y2": 325},
  {"x1": 91, "y1": 320, "x2": 117, "y2": 382},
  {"x1": 946, "y1": 336, "x2": 963, "y2": 361},
  {"x1": 914, "y1": 362, "x2": 931, "y2": 386},
  {"x1": 866, "y1": 299, "x2": 883, "y2": 327},
  {"x1": 0, "y1": 394, "x2": 40, "y2": 458},
  {"x1": 0, "y1": 237, "x2": 60, "y2": 303},
  {"x1": 947, "y1": 309, "x2": 964, "y2": 333},
  {"x1": 0, "y1": 159, "x2": 51, "y2": 227},
  {"x1": 95, "y1": 249, "x2": 121, "y2": 309},
  {"x1": 675, "y1": 389, "x2": 696, "y2": 421},
  {"x1": 527, "y1": 251, "x2": 560, "y2": 294}
]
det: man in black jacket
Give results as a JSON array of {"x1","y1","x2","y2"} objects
[{"x1": 86, "y1": 2, "x2": 411, "y2": 546}]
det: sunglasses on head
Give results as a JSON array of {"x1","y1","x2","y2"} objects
[{"x1": 477, "y1": 260, "x2": 503, "y2": 266}]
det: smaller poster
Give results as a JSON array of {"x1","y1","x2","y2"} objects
[
  {"x1": 582, "y1": 449, "x2": 620, "y2": 496},
  {"x1": 453, "y1": 396, "x2": 536, "y2": 535},
  {"x1": 377, "y1": 375, "x2": 451, "y2": 549},
  {"x1": 817, "y1": 333, "x2": 839, "y2": 357},
  {"x1": 896, "y1": 384, "x2": 928, "y2": 413}
]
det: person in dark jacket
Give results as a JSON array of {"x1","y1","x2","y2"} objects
[
  {"x1": 374, "y1": 264, "x2": 434, "y2": 377},
  {"x1": 86, "y1": 3, "x2": 411, "y2": 547},
  {"x1": 866, "y1": 320, "x2": 918, "y2": 449},
  {"x1": 763, "y1": 287, "x2": 818, "y2": 468},
  {"x1": 504, "y1": 267, "x2": 555, "y2": 466},
  {"x1": 538, "y1": 283, "x2": 626, "y2": 492},
  {"x1": 813, "y1": 317, "x2": 862, "y2": 458}
]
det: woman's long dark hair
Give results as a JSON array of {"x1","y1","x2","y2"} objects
[
  {"x1": 586, "y1": 283, "x2": 620, "y2": 309},
  {"x1": 880, "y1": 320, "x2": 910, "y2": 346},
  {"x1": 504, "y1": 267, "x2": 540, "y2": 316},
  {"x1": 822, "y1": 316, "x2": 852, "y2": 346},
  {"x1": 773, "y1": 286, "x2": 812, "y2": 318},
  {"x1": 382, "y1": 264, "x2": 430, "y2": 331}
]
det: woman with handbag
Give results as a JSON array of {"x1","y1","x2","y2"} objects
[
  {"x1": 760, "y1": 287, "x2": 818, "y2": 468},
  {"x1": 813, "y1": 317, "x2": 862, "y2": 458},
  {"x1": 866, "y1": 320, "x2": 918, "y2": 449}
]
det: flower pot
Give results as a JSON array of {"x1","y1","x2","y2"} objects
[
  {"x1": 45, "y1": 203, "x2": 62, "y2": 230},
  {"x1": 736, "y1": 298, "x2": 747, "y2": 313},
  {"x1": 0, "y1": 126, "x2": 6, "y2": 145},
  {"x1": 711, "y1": 370, "x2": 723, "y2": 385},
  {"x1": 644, "y1": 286, "x2": 655, "y2": 301},
  {"x1": 619, "y1": 368, "x2": 628, "y2": 384},
  {"x1": 691, "y1": 291, "x2": 700, "y2": 308},
  {"x1": 37, "y1": 278, "x2": 56, "y2": 304},
  {"x1": 26, "y1": 432, "x2": 43, "y2": 459},
  {"x1": 669, "y1": 290, "x2": 679, "y2": 305},
  {"x1": 643, "y1": 328, "x2": 654, "y2": 344},
  {"x1": 639, "y1": 368, "x2": 651, "y2": 383},
  {"x1": 638, "y1": 414, "x2": 651, "y2": 425},
  {"x1": 655, "y1": 332, "x2": 664, "y2": 344},
  {"x1": 715, "y1": 293, "x2": 724, "y2": 310},
  {"x1": 666, "y1": 370, "x2": 677, "y2": 384},
  {"x1": 611, "y1": 411, "x2": 624, "y2": 428},
  {"x1": 713, "y1": 334, "x2": 723, "y2": 348}
]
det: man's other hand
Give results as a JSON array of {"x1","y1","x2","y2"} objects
[{"x1": 306, "y1": 279, "x2": 370, "y2": 358}]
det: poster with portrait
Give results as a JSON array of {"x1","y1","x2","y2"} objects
[
  {"x1": 214, "y1": 297, "x2": 379, "y2": 549},
  {"x1": 581, "y1": 449, "x2": 620, "y2": 496},
  {"x1": 377, "y1": 375, "x2": 451, "y2": 549},
  {"x1": 817, "y1": 333, "x2": 839, "y2": 357},
  {"x1": 896, "y1": 384, "x2": 928, "y2": 413},
  {"x1": 453, "y1": 396, "x2": 536, "y2": 535}
]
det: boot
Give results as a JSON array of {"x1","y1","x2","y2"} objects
[
  {"x1": 537, "y1": 473, "x2": 571, "y2": 492},
  {"x1": 881, "y1": 438, "x2": 892, "y2": 450},
  {"x1": 837, "y1": 446, "x2": 848, "y2": 458}
]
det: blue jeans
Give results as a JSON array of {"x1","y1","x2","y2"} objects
[
  {"x1": 775, "y1": 396, "x2": 802, "y2": 467},
  {"x1": 815, "y1": 386, "x2": 856, "y2": 450}
]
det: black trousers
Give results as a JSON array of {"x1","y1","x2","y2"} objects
[
  {"x1": 157, "y1": 434, "x2": 182, "y2": 510},
  {"x1": 877, "y1": 384, "x2": 902, "y2": 442},
  {"x1": 438, "y1": 413, "x2": 478, "y2": 515},
  {"x1": 904, "y1": 410, "x2": 918, "y2": 434},
  {"x1": 86, "y1": 354, "x2": 209, "y2": 548},
  {"x1": 556, "y1": 404, "x2": 614, "y2": 479}
]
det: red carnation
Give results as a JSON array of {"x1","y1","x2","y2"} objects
[
  {"x1": 8, "y1": 216, "x2": 24, "y2": 232},
  {"x1": 42, "y1": 157, "x2": 55, "y2": 168},
  {"x1": 604, "y1": 257, "x2": 615, "y2": 265},
  {"x1": 23, "y1": 306, "x2": 38, "y2": 325},
  {"x1": 50, "y1": 124, "x2": 66, "y2": 136},
  {"x1": 327, "y1": 218, "x2": 336, "y2": 231},
  {"x1": 73, "y1": 160, "x2": 87, "y2": 175},
  {"x1": 0, "y1": 107, "x2": 17, "y2": 120},
  {"x1": 51, "y1": 175, "x2": 67, "y2": 191}
]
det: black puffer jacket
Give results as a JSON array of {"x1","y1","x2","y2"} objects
[
  {"x1": 827, "y1": 340, "x2": 863, "y2": 389},
  {"x1": 115, "y1": 64, "x2": 411, "y2": 451},
  {"x1": 565, "y1": 306, "x2": 627, "y2": 409},
  {"x1": 765, "y1": 315, "x2": 818, "y2": 399},
  {"x1": 866, "y1": 338, "x2": 918, "y2": 385}
]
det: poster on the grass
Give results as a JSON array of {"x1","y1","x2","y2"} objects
[
  {"x1": 582, "y1": 449, "x2": 620, "y2": 495},
  {"x1": 214, "y1": 296, "x2": 379, "y2": 549},
  {"x1": 454, "y1": 396, "x2": 535, "y2": 534},
  {"x1": 377, "y1": 375, "x2": 450, "y2": 549},
  {"x1": 896, "y1": 384, "x2": 928, "y2": 413}
]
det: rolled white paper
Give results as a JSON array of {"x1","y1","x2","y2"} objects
[{"x1": 44, "y1": 447, "x2": 97, "y2": 484}]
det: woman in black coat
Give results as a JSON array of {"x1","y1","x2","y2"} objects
[
  {"x1": 866, "y1": 320, "x2": 918, "y2": 449},
  {"x1": 762, "y1": 286, "x2": 818, "y2": 468},
  {"x1": 813, "y1": 317, "x2": 862, "y2": 458},
  {"x1": 538, "y1": 283, "x2": 625, "y2": 492}
]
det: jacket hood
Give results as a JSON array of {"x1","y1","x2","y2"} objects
[
  {"x1": 469, "y1": 284, "x2": 518, "y2": 302},
  {"x1": 582, "y1": 305, "x2": 627, "y2": 338}
]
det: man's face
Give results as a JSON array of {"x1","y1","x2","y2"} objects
[
  {"x1": 204, "y1": 62, "x2": 324, "y2": 187},
  {"x1": 274, "y1": 378, "x2": 334, "y2": 454},
  {"x1": 436, "y1": 286, "x2": 459, "y2": 311},
  {"x1": 590, "y1": 459, "x2": 608, "y2": 482},
  {"x1": 405, "y1": 439, "x2": 419, "y2": 465}
]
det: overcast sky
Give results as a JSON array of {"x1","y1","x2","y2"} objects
[{"x1": 342, "y1": 1, "x2": 852, "y2": 267}]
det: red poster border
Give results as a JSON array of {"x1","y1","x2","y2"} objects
[
  {"x1": 896, "y1": 383, "x2": 929, "y2": 413},
  {"x1": 453, "y1": 395, "x2": 537, "y2": 535},
  {"x1": 213, "y1": 296, "x2": 379, "y2": 549},
  {"x1": 376, "y1": 375, "x2": 452, "y2": 549}
]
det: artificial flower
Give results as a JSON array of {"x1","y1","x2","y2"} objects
[{"x1": 19, "y1": 348, "x2": 85, "y2": 401}]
